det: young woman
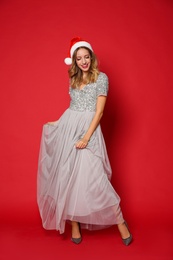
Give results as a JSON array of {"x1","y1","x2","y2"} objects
[{"x1": 37, "y1": 37, "x2": 132, "y2": 246}]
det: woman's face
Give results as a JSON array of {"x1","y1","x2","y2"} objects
[{"x1": 75, "y1": 48, "x2": 91, "y2": 73}]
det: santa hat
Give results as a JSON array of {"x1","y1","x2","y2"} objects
[{"x1": 64, "y1": 37, "x2": 93, "y2": 65}]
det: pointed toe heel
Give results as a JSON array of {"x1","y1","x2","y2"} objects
[
  {"x1": 122, "y1": 234, "x2": 133, "y2": 246},
  {"x1": 122, "y1": 221, "x2": 133, "y2": 246},
  {"x1": 71, "y1": 237, "x2": 82, "y2": 244},
  {"x1": 71, "y1": 222, "x2": 82, "y2": 244}
]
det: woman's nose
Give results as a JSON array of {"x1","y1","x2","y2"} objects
[{"x1": 81, "y1": 58, "x2": 86, "y2": 64}]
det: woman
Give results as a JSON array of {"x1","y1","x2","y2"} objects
[{"x1": 37, "y1": 37, "x2": 132, "y2": 246}]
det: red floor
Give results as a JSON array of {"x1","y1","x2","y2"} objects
[{"x1": 1, "y1": 207, "x2": 172, "y2": 260}]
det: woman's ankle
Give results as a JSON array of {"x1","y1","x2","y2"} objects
[{"x1": 117, "y1": 222, "x2": 131, "y2": 239}]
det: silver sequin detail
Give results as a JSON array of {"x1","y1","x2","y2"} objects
[{"x1": 69, "y1": 72, "x2": 109, "y2": 112}]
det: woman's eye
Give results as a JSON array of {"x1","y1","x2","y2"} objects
[{"x1": 76, "y1": 56, "x2": 90, "y2": 61}]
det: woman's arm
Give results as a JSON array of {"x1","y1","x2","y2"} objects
[{"x1": 75, "y1": 95, "x2": 107, "y2": 149}]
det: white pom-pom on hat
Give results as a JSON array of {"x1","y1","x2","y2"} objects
[
  {"x1": 64, "y1": 57, "x2": 72, "y2": 65},
  {"x1": 64, "y1": 37, "x2": 93, "y2": 65}
]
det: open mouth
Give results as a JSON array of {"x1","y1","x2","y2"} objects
[{"x1": 82, "y1": 64, "x2": 88, "y2": 69}]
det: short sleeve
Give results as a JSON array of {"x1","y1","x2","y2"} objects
[{"x1": 96, "y1": 72, "x2": 109, "y2": 97}]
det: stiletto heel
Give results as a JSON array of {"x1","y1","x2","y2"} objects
[
  {"x1": 71, "y1": 222, "x2": 82, "y2": 244},
  {"x1": 122, "y1": 221, "x2": 133, "y2": 246}
]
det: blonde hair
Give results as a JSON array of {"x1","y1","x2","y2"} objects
[{"x1": 68, "y1": 47, "x2": 100, "y2": 88}]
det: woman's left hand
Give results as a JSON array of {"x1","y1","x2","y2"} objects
[{"x1": 75, "y1": 138, "x2": 88, "y2": 149}]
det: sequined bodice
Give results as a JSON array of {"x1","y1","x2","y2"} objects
[{"x1": 69, "y1": 72, "x2": 108, "y2": 112}]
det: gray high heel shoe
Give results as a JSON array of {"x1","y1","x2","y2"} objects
[
  {"x1": 122, "y1": 221, "x2": 133, "y2": 246},
  {"x1": 71, "y1": 223, "x2": 82, "y2": 244}
]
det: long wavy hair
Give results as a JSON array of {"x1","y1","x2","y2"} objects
[{"x1": 68, "y1": 47, "x2": 100, "y2": 88}]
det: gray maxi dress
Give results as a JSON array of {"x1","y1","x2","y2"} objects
[{"x1": 37, "y1": 72, "x2": 124, "y2": 234}]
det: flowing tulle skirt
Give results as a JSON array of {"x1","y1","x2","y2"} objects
[{"x1": 37, "y1": 108, "x2": 124, "y2": 234}]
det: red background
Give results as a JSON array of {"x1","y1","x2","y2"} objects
[{"x1": 1, "y1": 0, "x2": 173, "y2": 259}]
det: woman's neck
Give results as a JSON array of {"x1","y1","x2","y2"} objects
[{"x1": 82, "y1": 72, "x2": 89, "y2": 82}]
